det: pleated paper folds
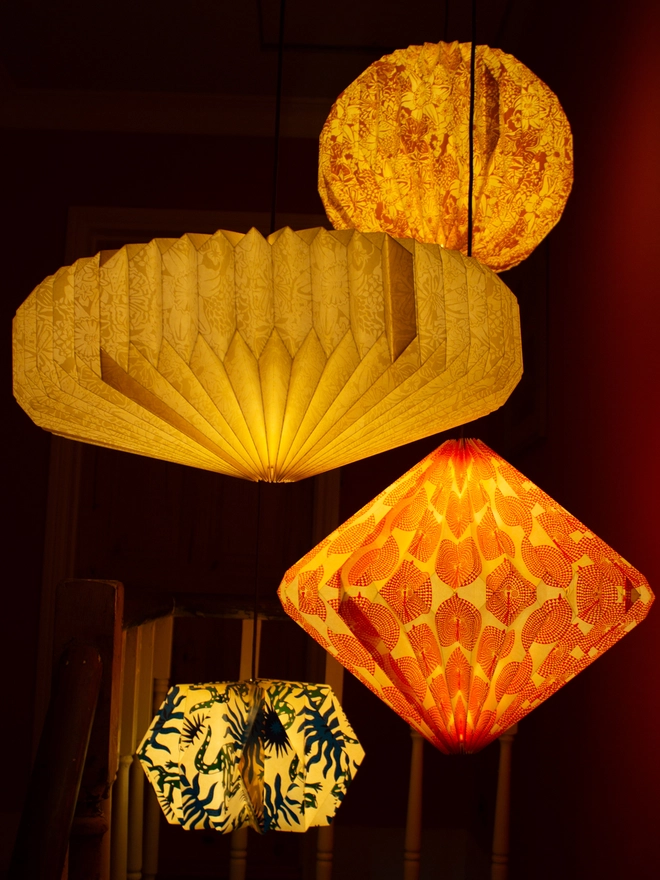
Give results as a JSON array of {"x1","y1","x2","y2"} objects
[
  {"x1": 319, "y1": 42, "x2": 573, "y2": 272},
  {"x1": 13, "y1": 227, "x2": 522, "y2": 481},
  {"x1": 279, "y1": 440, "x2": 653, "y2": 753},
  {"x1": 138, "y1": 679, "x2": 364, "y2": 833}
]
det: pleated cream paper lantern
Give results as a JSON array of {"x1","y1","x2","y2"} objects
[
  {"x1": 139, "y1": 679, "x2": 364, "y2": 833},
  {"x1": 279, "y1": 439, "x2": 653, "y2": 753},
  {"x1": 13, "y1": 227, "x2": 522, "y2": 481},
  {"x1": 319, "y1": 41, "x2": 573, "y2": 272}
]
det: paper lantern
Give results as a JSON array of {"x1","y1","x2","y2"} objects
[
  {"x1": 319, "y1": 41, "x2": 573, "y2": 272},
  {"x1": 12, "y1": 226, "x2": 522, "y2": 481},
  {"x1": 279, "y1": 439, "x2": 653, "y2": 754},
  {"x1": 138, "y1": 679, "x2": 364, "y2": 833}
]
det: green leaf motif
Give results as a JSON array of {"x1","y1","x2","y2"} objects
[{"x1": 137, "y1": 679, "x2": 365, "y2": 834}]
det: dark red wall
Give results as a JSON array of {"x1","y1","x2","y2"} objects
[{"x1": 506, "y1": 2, "x2": 660, "y2": 877}]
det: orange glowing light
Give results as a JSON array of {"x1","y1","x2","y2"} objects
[
  {"x1": 279, "y1": 439, "x2": 653, "y2": 753},
  {"x1": 319, "y1": 41, "x2": 573, "y2": 272}
]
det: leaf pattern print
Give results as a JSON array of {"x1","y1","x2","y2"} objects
[
  {"x1": 138, "y1": 679, "x2": 364, "y2": 834},
  {"x1": 279, "y1": 439, "x2": 653, "y2": 753}
]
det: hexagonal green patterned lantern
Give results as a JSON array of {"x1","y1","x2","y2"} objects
[{"x1": 138, "y1": 679, "x2": 364, "y2": 833}]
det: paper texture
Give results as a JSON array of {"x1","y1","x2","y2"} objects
[
  {"x1": 279, "y1": 439, "x2": 653, "y2": 753},
  {"x1": 319, "y1": 42, "x2": 573, "y2": 272},
  {"x1": 13, "y1": 228, "x2": 522, "y2": 481},
  {"x1": 139, "y1": 679, "x2": 364, "y2": 833}
]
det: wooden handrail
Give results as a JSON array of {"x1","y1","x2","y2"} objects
[
  {"x1": 9, "y1": 643, "x2": 102, "y2": 880},
  {"x1": 491, "y1": 723, "x2": 519, "y2": 880},
  {"x1": 403, "y1": 729, "x2": 424, "y2": 880},
  {"x1": 123, "y1": 589, "x2": 289, "y2": 629}
]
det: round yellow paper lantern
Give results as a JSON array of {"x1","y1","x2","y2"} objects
[{"x1": 319, "y1": 41, "x2": 573, "y2": 272}]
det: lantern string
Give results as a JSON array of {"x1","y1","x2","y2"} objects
[
  {"x1": 467, "y1": 0, "x2": 477, "y2": 257},
  {"x1": 443, "y1": 0, "x2": 450, "y2": 41},
  {"x1": 251, "y1": 481, "x2": 262, "y2": 682},
  {"x1": 269, "y1": 0, "x2": 287, "y2": 235},
  {"x1": 252, "y1": 0, "x2": 286, "y2": 682},
  {"x1": 458, "y1": 0, "x2": 478, "y2": 442}
]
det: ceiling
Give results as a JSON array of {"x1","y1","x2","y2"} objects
[{"x1": 1, "y1": 0, "x2": 539, "y2": 101}]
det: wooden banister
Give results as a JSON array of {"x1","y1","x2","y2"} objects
[
  {"x1": 13, "y1": 579, "x2": 123, "y2": 880},
  {"x1": 55, "y1": 579, "x2": 124, "y2": 880},
  {"x1": 9, "y1": 643, "x2": 102, "y2": 880},
  {"x1": 403, "y1": 729, "x2": 424, "y2": 880},
  {"x1": 491, "y1": 723, "x2": 519, "y2": 880}
]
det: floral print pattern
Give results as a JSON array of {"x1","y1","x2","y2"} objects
[{"x1": 319, "y1": 41, "x2": 573, "y2": 272}]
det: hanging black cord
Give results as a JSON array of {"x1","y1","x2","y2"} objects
[
  {"x1": 251, "y1": 0, "x2": 287, "y2": 681},
  {"x1": 269, "y1": 0, "x2": 287, "y2": 235},
  {"x1": 251, "y1": 482, "x2": 262, "y2": 681},
  {"x1": 467, "y1": 0, "x2": 477, "y2": 257},
  {"x1": 457, "y1": 0, "x2": 477, "y2": 444}
]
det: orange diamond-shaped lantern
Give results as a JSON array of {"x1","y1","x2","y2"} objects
[{"x1": 279, "y1": 440, "x2": 653, "y2": 753}]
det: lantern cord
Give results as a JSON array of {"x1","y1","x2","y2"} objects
[
  {"x1": 251, "y1": 481, "x2": 262, "y2": 682},
  {"x1": 269, "y1": 0, "x2": 287, "y2": 236},
  {"x1": 467, "y1": 0, "x2": 477, "y2": 257},
  {"x1": 443, "y1": 1, "x2": 450, "y2": 41},
  {"x1": 254, "y1": 0, "x2": 286, "y2": 681}
]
